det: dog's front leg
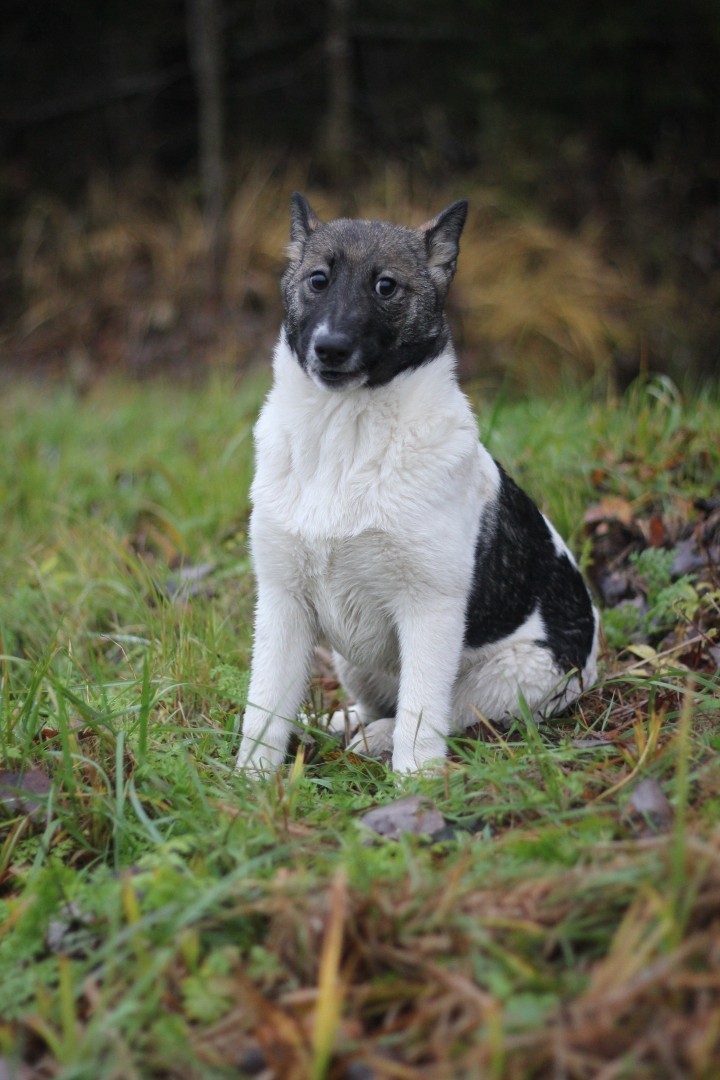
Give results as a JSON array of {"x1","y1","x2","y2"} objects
[
  {"x1": 236, "y1": 586, "x2": 316, "y2": 775},
  {"x1": 392, "y1": 600, "x2": 466, "y2": 773}
]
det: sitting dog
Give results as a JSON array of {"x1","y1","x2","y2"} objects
[{"x1": 236, "y1": 195, "x2": 598, "y2": 774}]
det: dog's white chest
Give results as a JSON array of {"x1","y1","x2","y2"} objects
[
  {"x1": 252, "y1": 337, "x2": 491, "y2": 531},
  {"x1": 301, "y1": 530, "x2": 403, "y2": 669},
  {"x1": 249, "y1": 338, "x2": 498, "y2": 670}
]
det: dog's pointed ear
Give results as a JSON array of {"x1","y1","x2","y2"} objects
[
  {"x1": 418, "y1": 200, "x2": 468, "y2": 289},
  {"x1": 287, "y1": 192, "x2": 320, "y2": 262}
]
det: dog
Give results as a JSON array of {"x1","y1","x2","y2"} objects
[{"x1": 235, "y1": 194, "x2": 599, "y2": 775}]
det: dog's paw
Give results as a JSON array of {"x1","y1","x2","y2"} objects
[
  {"x1": 391, "y1": 751, "x2": 447, "y2": 776},
  {"x1": 235, "y1": 739, "x2": 284, "y2": 777},
  {"x1": 347, "y1": 717, "x2": 395, "y2": 761},
  {"x1": 392, "y1": 731, "x2": 449, "y2": 775},
  {"x1": 326, "y1": 707, "x2": 363, "y2": 742}
]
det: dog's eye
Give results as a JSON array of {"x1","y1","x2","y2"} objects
[
  {"x1": 309, "y1": 271, "x2": 329, "y2": 292},
  {"x1": 375, "y1": 276, "x2": 397, "y2": 298}
]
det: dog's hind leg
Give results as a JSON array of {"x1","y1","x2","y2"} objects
[{"x1": 453, "y1": 629, "x2": 598, "y2": 732}]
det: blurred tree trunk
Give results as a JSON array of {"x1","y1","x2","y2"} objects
[
  {"x1": 320, "y1": 0, "x2": 354, "y2": 200},
  {"x1": 186, "y1": 0, "x2": 225, "y2": 300}
]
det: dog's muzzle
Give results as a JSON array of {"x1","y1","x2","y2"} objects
[{"x1": 309, "y1": 328, "x2": 364, "y2": 389}]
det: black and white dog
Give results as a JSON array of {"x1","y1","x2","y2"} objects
[{"x1": 236, "y1": 195, "x2": 598, "y2": 774}]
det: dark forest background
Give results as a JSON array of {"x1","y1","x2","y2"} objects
[{"x1": 2, "y1": 0, "x2": 719, "y2": 387}]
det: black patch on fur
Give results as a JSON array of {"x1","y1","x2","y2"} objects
[{"x1": 464, "y1": 466, "x2": 595, "y2": 672}]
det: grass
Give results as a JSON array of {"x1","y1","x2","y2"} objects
[{"x1": 0, "y1": 373, "x2": 719, "y2": 1078}]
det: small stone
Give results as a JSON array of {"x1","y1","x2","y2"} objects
[
  {"x1": 625, "y1": 777, "x2": 674, "y2": 831},
  {"x1": 359, "y1": 795, "x2": 446, "y2": 841}
]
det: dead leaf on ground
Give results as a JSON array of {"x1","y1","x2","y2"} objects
[
  {"x1": 160, "y1": 560, "x2": 217, "y2": 602},
  {"x1": 572, "y1": 732, "x2": 629, "y2": 749},
  {"x1": 647, "y1": 514, "x2": 667, "y2": 548},
  {"x1": 0, "y1": 770, "x2": 52, "y2": 821},
  {"x1": 584, "y1": 497, "x2": 637, "y2": 528},
  {"x1": 36, "y1": 716, "x2": 94, "y2": 742},
  {"x1": 625, "y1": 777, "x2": 674, "y2": 832},
  {"x1": 359, "y1": 796, "x2": 447, "y2": 841},
  {"x1": 671, "y1": 536, "x2": 720, "y2": 576},
  {"x1": 46, "y1": 901, "x2": 98, "y2": 955}
]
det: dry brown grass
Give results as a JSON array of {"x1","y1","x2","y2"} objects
[
  {"x1": 456, "y1": 214, "x2": 638, "y2": 386},
  {"x1": 3, "y1": 160, "x2": 662, "y2": 390},
  {"x1": 189, "y1": 834, "x2": 720, "y2": 1079}
]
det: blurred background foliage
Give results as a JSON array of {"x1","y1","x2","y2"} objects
[{"x1": 1, "y1": 0, "x2": 719, "y2": 389}]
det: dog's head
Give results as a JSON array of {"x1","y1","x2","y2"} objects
[{"x1": 281, "y1": 194, "x2": 468, "y2": 391}]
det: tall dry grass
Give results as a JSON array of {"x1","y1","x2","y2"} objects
[{"x1": 5, "y1": 159, "x2": 670, "y2": 388}]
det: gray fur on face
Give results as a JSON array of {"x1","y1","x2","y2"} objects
[{"x1": 281, "y1": 194, "x2": 468, "y2": 390}]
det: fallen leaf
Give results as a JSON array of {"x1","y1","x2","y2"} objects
[
  {"x1": 236, "y1": 1048, "x2": 267, "y2": 1076},
  {"x1": 46, "y1": 901, "x2": 97, "y2": 954},
  {"x1": 596, "y1": 569, "x2": 634, "y2": 606},
  {"x1": 671, "y1": 537, "x2": 708, "y2": 576},
  {"x1": 626, "y1": 643, "x2": 658, "y2": 662},
  {"x1": 584, "y1": 497, "x2": 636, "y2": 527},
  {"x1": 696, "y1": 496, "x2": 720, "y2": 516},
  {"x1": 572, "y1": 733, "x2": 624, "y2": 749},
  {"x1": 625, "y1": 777, "x2": 673, "y2": 832},
  {"x1": 647, "y1": 515, "x2": 666, "y2": 548},
  {"x1": 359, "y1": 795, "x2": 446, "y2": 841},
  {"x1": 0, "y1": 770, "x2": 52, "y2": 821},
  {"x1": 37, "y1": 716, "x2": 93, "y2": 742},
  {"x1": 161, "y1": 561, "x2": 217, "y2": 602}
]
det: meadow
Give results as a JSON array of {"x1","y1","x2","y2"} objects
[{"x1": 1, "y1": 372, "x2": 719, "y2": 1079}]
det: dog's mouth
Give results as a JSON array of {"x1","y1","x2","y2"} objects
[
  {"x1": 320, "y1": 369, "x2": 352, "y2": 385},
  {"x1": 312, "y1": 366, "x2": 364, "y2": 391}
]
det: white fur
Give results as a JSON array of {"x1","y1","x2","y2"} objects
[{"x1": 236, "y1": 332, "x2": 597, "y2": 774}]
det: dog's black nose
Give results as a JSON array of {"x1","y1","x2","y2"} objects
[{"x1": 314, "y1": 331, "x2": 354, "y2": 367}]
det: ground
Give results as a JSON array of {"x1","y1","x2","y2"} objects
[{"x1": 0, "y1": 373, "x2": 719, "y2": 1079}]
